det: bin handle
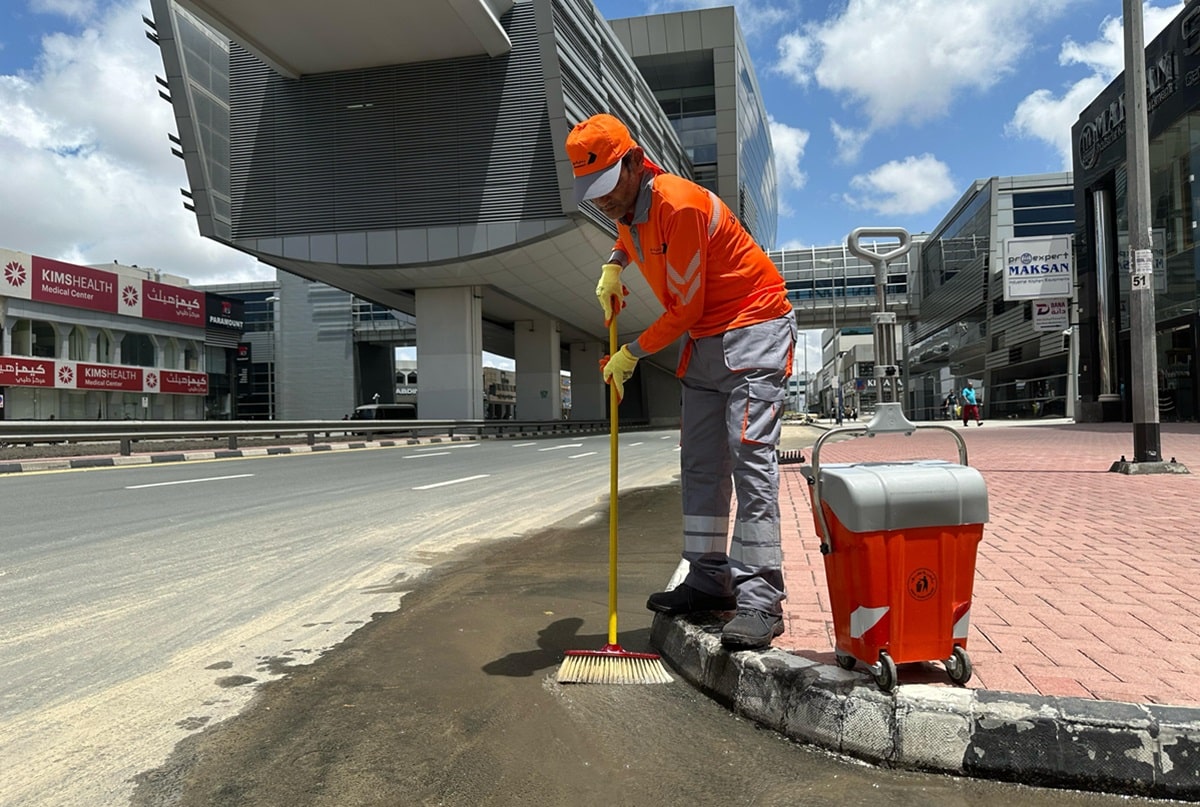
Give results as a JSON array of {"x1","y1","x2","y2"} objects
[
  {"x1": 809, "y1": 423, "x2": 970, "y2": 555},
  {"x1": 846, "y1": 227, "x2": 911, "y2": 267}
]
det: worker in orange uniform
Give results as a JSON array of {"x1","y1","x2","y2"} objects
[{"x1": 566, "y1": 113, "x2": 797, "y2": 650}]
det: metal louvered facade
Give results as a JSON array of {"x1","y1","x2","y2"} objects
[{"x1": 229, "y1": 4, "x2": 560, "y2": 239}]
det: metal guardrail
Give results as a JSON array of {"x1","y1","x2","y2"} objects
[{"x1": 0, "y1": 418, "x2": 624, "y2": 456}]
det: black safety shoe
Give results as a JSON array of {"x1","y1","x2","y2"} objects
[
  {"x1": 646, "y1": 583, "x2": 737, "y2": 615},
  {"x1": 721, "y1": 608, "x2": 784, "y2": 649}
]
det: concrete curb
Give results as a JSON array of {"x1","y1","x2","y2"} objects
[
  {"x1": 0, "y1": 434, "x2": 494, "y2": 474},
  {"x1": 0, "y1": 427, "x2": 626, "y2": 475},
  {"x1": 650, "y1": 615, "x2": 1200, "y2": 800}
]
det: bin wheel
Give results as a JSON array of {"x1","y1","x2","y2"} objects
[
  {"x1": 835, "y1": 652, "x2": 857, "y2": 671},
  {"x1": 873, "y1": 651, "x2": 897, "y2": 692},
  {"x1": 946, "y1": 646, "x2": 972, "y2": 686}
]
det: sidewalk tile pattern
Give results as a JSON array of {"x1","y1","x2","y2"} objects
[{"x1": 777, "y1": 422, "x2": 1200, "y2": 708}]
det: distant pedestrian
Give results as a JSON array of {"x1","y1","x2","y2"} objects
[
  {"x1": 961, "y1": 382, "x2": 982, "y2": 426},
  {"x1": 942, "y1": 393, "x2": 956, "y2": 420}
]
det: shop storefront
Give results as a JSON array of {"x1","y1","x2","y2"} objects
[{"x1": 1072, "y1": 1, "x2": 1200, "y2": 422}]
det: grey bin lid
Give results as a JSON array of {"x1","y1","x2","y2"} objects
[{"x1": 817, "y1": 460, "x2": 989, "y2": 533}]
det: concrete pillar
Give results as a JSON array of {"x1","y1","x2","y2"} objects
[
  {"x1": 514, "y1": 318, "x2": 562, "y2": 420},
  {"x1": 415, "y1": 286, "x2": 484, "y2": 419},
  {"x1": 568, "y1": 341, "x2": 606, "y2": 420}
]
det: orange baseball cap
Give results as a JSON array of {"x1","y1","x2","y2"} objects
[{"x1": 566, "y1": 113, "x2": 636, "y2": 204}]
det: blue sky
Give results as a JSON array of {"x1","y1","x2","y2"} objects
[{"x1": 0, "y1": 0, "x2": 1188, "y2": 371}]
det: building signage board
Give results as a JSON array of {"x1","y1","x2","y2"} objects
[
  {"x1": 74, "y1": 363, "x2": 144, "y2": 391},
  {"x1": 31, "y1": 256, "x2": 119, "y2": 313},
  {"x1": 160, "y1": 369, "x2": 209, "y2": 395},
  {"x1": 0, "y1": 247, "x2": 206, "y2": 327},
  {"x1": 0, "y1": 358, "x2": 207, "y2": 395},
  {"x1": 0, "y1": 357, "x2": 57, "y2": 387},
  {"x1": 143, "y1": 279, "x2": 205, "y2": 326},
  {"x1": 207, "y1": 294, "x2": 245, "y2": 332},
  {"x1": 1003, "y1": 235, "x2": 1074, "y2": 300},
  {"x1": 1032, "y1": 298, "x2": 1070, "y2": 331}
]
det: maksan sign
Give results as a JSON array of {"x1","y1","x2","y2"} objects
[{"x1": 1003, "y1": 235, "x2": 1074, "y2": 301}]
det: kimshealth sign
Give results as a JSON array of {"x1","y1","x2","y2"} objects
[
  {"x1": 0, "y1": 357, "x2": 208, "y2": 395},
  {"x1": 0, "y1": 248, "x2": 204, "y2": 327}
]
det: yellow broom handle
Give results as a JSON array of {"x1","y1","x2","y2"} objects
[{"x1": 608, "y1": 318, "x2": 620, "y2": 647}]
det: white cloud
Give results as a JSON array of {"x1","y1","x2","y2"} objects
[
  {"x1": 774, "y1": 0, "x2": 1080, "y2": 130},
  {"x1": 845, "y1": 154, "x2": 957, "y2": 216},
  {"x1": 31, "y1": 0, "x2": 98, "y2": 21},
  {"x1": 830, "y1": 120, "x2": 868, "y2": 164},
  {"x1": 768, "y1": 116, "x2": 809, "y2": 217},
  {"x1": 0, "y1": 0, "x2": 267, "y2": 285},
  {"x1": 1008, "y1": 2, "x2": 1184, "y2": 167}
]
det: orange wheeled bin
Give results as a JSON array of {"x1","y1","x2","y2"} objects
[{"x1": 805, "y1": 426, "x2": 988, "y2": 692}]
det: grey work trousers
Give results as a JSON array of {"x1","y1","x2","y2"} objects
[{"x1": 678, "y1": 315, "x2": 796, "y2": 615}]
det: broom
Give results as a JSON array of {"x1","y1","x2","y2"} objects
[{"x1": 557, "y1": 317, "x2": 672, "y2": 685}]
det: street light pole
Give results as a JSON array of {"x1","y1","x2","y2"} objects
[
  {"x1": 802, "y1": 331, "x2": 809, "y2": 415},
  {"x1": 835, "y1": 351, "x2": 844, "y2": 426},
  {"x1": 1122, "y1": 0, "x2": 1161, "y2": 464}
]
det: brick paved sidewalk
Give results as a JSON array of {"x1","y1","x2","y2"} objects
[{"x1": 777, "y1": 420, "x2": 1200, "y2": 708}]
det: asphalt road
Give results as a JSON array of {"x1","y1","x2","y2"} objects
[
  {"x1": 1, "y1": 428, "x2": 1170, "y2": 806},
  {"x1": 1, "y1": 432, "x2": 681, "y2": 806}
]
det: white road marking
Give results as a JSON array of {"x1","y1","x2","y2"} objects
[
  {"x1": 125, "y1": 474, "x2": 254, "y2": 490},
  {"x1": 568, "y1": 452, "x2": 597, "y2": 459},
  {"x1": 404, "y1": 452, "x2": 451, "y2": 458},
  {"x1": 412, "y1": 474, "x2": 490, "y2": 490},
  {"x1": 538, "y1": 443, "x2": 583, "y2": 452},
  {"x1": 512, "y1": 442, "x2": 536, "y2": 447},
  {"x1": 414, "y1": 444, "x2": 478, "y2": 451},
  {"x1": 629, "y1": 442, "x2": 644, "y2": 446}
]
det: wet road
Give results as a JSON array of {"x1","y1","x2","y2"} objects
[{"x1": 119, "y1": 473, "x2": 1174, "y2": 806}]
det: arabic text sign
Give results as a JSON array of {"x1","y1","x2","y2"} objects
[
  {"x1": 142, "y1": 279, "x2": 205, "y2": 326},
  {"x1": 0, "y1": 357, "x2": 56, "y2": 387},
  {"x1": 1003, "y1": 235, "x2": 1074, "y2": 300},
  {"x1": 159, "y1": 370, "x2": 209, "y2": 395},
  {"x1": 32, "y1": 256, "x2": 118, "y2": 313}
]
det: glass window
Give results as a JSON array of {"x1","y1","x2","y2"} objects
[
  {"x1": 68, "y1": 326, "x2": 88, "y2": 361},
  {"x1": 121, "y1": 333, "x2": 156, "y2": 367},
  {"x1": 31, "y1": 321, "x2": 56, "y2": 358}
]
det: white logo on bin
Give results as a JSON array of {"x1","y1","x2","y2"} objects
[{"x1": 908, "y1": 568, "x2": 938, "y2": 601}]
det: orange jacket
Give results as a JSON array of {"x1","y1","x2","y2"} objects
[{"x1": 612, "y1": 172, "x2": 791, "y2": 371}]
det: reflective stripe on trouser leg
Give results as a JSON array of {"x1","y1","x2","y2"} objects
[
  {"x1": 729, "y1": 519, "x2": 785, "y2": 615},
  {"x1": 680, "y1": 361, "x2": 735, "y2": 597}
]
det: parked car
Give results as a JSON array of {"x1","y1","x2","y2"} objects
[
  {"x1": 351, "y1": 403, "x2": 417, "y2": 420},
  {"x1": 349, "y1": 403, "x2": 417, "y2": 434}
]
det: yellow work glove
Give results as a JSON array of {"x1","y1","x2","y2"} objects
[
  {"x1": 595, "y1": 263, "x2": 628, "y2": 326},
  {"x1": 600, "y1": 344, "x2": 638, "y2": 402}
]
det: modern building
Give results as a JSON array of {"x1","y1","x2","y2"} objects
[
  {"x1": 0, "y1": 247, "x2": 228, "y2": 420},
  {"x1": 1072, "y1": 0, "x2": 1199, "y2": 423},
  {"x1": 904, "y1": 173, "x2": 1075, "y2": 422},
  {"x1": 203, "y1": 273, "x2": 422, "y2": 420},
  {"x1": 147, "y1": 0, "x2": 776, "y2": 424}
]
